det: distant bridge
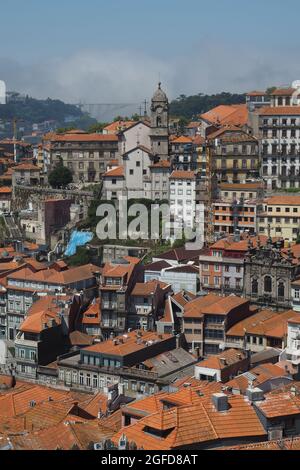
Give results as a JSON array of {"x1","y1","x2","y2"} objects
[{"x1": 73, "y1": 101, "x2": 147, "y2": 120}]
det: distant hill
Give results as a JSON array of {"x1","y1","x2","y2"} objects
[
  {"x1": 169, "y1": 92, "x2": 246, "y2": 119},
  {"x1": 0, "y1": 95, "x2": 84, "y2": 123},
  {"x1": 0, "y1": 95, "x2": 97, "y2": 136}
]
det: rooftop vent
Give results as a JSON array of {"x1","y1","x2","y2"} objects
[
  {"x1": 246, "y1": 387, "x2": 264, "y2": 402},
  {"x1": 29, "y1": 400, "x2": 36, "y2": 408},
  {"x1": 212, "y1": 393, "x2": 229, "y2": 412}
]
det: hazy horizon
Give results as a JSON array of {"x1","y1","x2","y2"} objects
[{"x1": 1, "y1": 0, "x2": 300, "y2": 110}]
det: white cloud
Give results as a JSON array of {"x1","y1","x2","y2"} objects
[{"x1": 1, "y1": 42, "x2": 300, "y2": 117}]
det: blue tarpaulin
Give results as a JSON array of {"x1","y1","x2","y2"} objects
[{"x1": 64, "y1": 231, "x2": 94, "y2": 257}]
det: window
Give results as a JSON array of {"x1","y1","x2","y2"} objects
[
  {"x1": 30, "y1": 350, "x2": 36, "y2": 361},
  {"x1": 79, "y1": 373, "x2": 84, "y2": 385},
  {"x1": 215, "y1": 264, "x2": 220, "y2": 272},
  {"x1": 92, "y1": 375, "x2": 98, "y2": 388},
  {"x1": 252, "y1": 278, "x2": 258, "y2": 294},
  {"x1": 130, "y1": 170, "x2": 134, "y2": 175},
  {"x1": 136, "y1": 161, "x2": 140, "y2": 167},
  {"x1": 264, "y1": 276, "x2": 272, "y2": 293},
  {"x1": 86, "y1": 374, "x2": 91, "y2": 387},
  {"x1": 278, "y1": 282, "x2": 285, "y2": 298}
]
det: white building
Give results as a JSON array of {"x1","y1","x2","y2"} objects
[
  {"x1": 0, "y1": 80, "x2": 6, "y2": 105},
  {"x1": 260, "y1": 81, "x2": 300, "y2": 190},
  {"x1": 280, "y1": 315, "x2": 300, "y2": 367},
  {"x1": 169, "y1": 171, "x2": 196, "y2": 240}
]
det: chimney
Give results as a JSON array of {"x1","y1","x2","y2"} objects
[
  {"x1": 195, "y1": 346, "x2": 201, "y2": 359},
  {"x1": 118, "y1": 383, "x2": 125, "y2": 396},
  {"x1": 176, "y1": 334, "x2": 181, "y2": 349},
  {"x1": 246, "y1": 387, "x2": 264, "y2": 403},
  {"x1": 212, "y1": 393, "x2": 229, "y2": 412}
]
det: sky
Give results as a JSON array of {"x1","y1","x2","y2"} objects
[{"x1": 1, "y1": 0, "x2": 300, "y2": 110}]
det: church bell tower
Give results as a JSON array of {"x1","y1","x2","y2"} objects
[{"x1": 150, "y1": 82, "x2": 169, "y2": 160}]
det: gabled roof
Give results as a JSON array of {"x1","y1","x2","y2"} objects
[
  {"x1": 131, "y1": 280, "x2": 170, "y2": 296},
  {"x1": 84, "y1": 330, "x2": 172, "y2": 357},
  {"x1": 200, "y1": 104, "x2": 248, "y2": 127},
  {"x1": 227, "y1": 363, "x2": 291, "y2": 394},
  {"x1": 170, "y1": 170, "x2": 195, "y2": 180},
  {"x1": 196, "y1": 349, "x2": 248, "y2": 371},
  {"x1": 260, "y1": 106, "x2": 300, "y2": 116},
  {"x1": 226, "y1": 309, "x2": 296, "y2": 338},
  {"x1": 102, "y1": 165, "x2": 124, "y2": 178},
  {"x1": 184, "y1": 294, "x2": 249, "y2": 319},
  {"x1": 112, "y1": 393, "x2": 266, "y2": 450}
]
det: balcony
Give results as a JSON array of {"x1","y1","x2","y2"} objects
[
  {"x1": 101, "y1": 320, "x2": 125, "y2": 330},
  {"x1": 135, "y1": 306, "x2": 153, "y2": 316},
  {"x1": 102, "y1": 301, "x2": 118, "y2": 310}
]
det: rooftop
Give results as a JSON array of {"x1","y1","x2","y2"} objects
[
  {"x1": 84, "y1": 330, "x2": 172, "y2": 357},
  {"x1": 184, "y1": 293, "x2": 249, "y2": 319}
]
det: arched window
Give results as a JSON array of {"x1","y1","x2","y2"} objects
[
  {"x1": 278, "y1": 282, "x2": 285, "y2": 298},
  {"x1": 252, "y1": 278, "x2": 258, "y2": 294},
  {"x1": 264, "y1": 276, "x2": 272, "y2": 293},
  {"x1": 156, "y1": 116, "x2": 162, "y2": 127}
]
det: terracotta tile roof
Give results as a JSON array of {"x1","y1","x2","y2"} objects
[
  {"x1": 184, "y1": 293, "x2": 249, "y2": 319},
  {"x1": 288, "y1": 315, "x2": 300, "y2": 325},
  {"x1": 170, "y1": 170, "x2": 195, "y2": 180},
  {"x1": 196, "y1": 349, "x2": 248, "y2": 371},
  {"x1": 84, "y1": 330, "x2": 172, "y2": 356},
  {"x1": 0, "y1": 384, "x2": 70, "y2": 418},
  {"x1": 172, "y1": 136, "x2": 194, "y2": 144},
  {"x1": 82, "y1": 299, "x2": 101, "y2": 325},
  {"x1": 200, "y1": 105, "x2": 248, "y2": 127},
  {"x1": 103, "y1": 166, "x2": 124, "y2": 177},
  {"x1": 79, "y1": 392, "x2": 108, "y2": 418},
  {"x1": 149, "y1": 160, "x2": 171, "y2": 169},
  {"x1": 49, "y1": 133, "x2": 118, "y2": 142},
  {"x1": 227, "y1": 363, "x2": 290, "y2": 394},
  {"x1": 255, "y1": 391, "x2": 300, "y2": 419},
  {"x1": 264, "y1": 195, "x2": 300, "y2": 205},
  {"x1": 270, "y1": 87, "x2": 296, "y2": 96},
  {"x1": 260, "y1": 106, "x2": 300, "y2": 115},
  {"x1": 131, "y1": 280, "x2": 170, "y2": 296},
  {"x1": 113, "y1": 394, "x2": 266, "y2": 450},
  {"x1": 247, "y1": 91, "x2": 267, "y2": 97},
  {"x1": 210, "y1": 235, "x2": 269, "y2": 252},
  {"x1": 103, "y1": 120, "x2": 135, "y2": 133},
  {"x1": 226, "y1": 309, "x2": 296, "y2": 338},
  {"x1": 20, "y1": 296, "x2": 61, "y2": 333},
  {"x1": 172, "y1": 290, "x2": 197, "y2": 307},
  {"x1": 102, "y1": 256, "x2": 140, "y2": 281},
  {"x1": 12, "y1": 163, "x2": 40, "y2": 171},
  {"x1": 0, "y1": 186, "x2": 12, "y2": 194},
  {"x1": 224, "y1": 437, "x2": 300, "y2": 451},
  {"x1": 7, "y1": 263, "x2": 99, "y2": 287}
]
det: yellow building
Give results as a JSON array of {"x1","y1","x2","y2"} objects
[
  {"x1": 258, "y1": 196, "x2": 300, "y2": 242},
  {"x1": 208, "y1": 126, "x2": 259, "y2": 184}
]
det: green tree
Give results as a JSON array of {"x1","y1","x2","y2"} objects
[
  {"x1": 48, "y1": 160, "x2": 73, "y2": 189},
  {"x1": 88, "y1": 122, "x2": 108, "y2": 133}
]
